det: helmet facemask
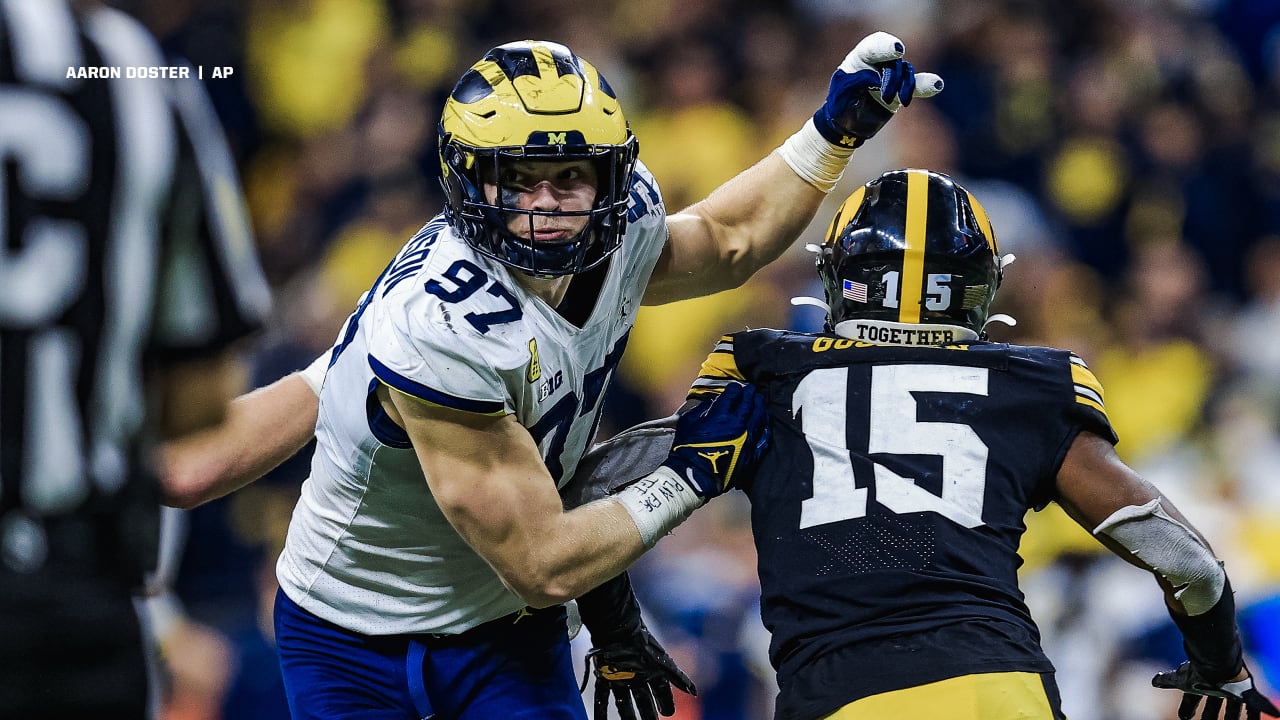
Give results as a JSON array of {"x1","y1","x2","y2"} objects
[
  {"x1": 440, "y1": 135, "x2": 638, "y2": 277},
  {"x1": 438, "y1": 41, "x2": 639, "y2": 278}
]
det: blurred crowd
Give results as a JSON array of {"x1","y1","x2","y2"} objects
[{"x1": 121, "y1": 0, "x2": 1280, "y2": 718}]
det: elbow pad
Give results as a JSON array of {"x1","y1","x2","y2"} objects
[
  {"x1": 1094, "y1": 499, "x2": 1243, "y2": 681},
  {"x1": 1093, "y1": 499, "x2": 1225, "y2": 615}
]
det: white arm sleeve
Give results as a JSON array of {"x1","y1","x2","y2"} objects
[
  {"x1": 1094, "y1": 499, "x2": 1226, "y2": 615},
  {"x1": 297, "y1": 352, "x2": 329, "y2": 397}
]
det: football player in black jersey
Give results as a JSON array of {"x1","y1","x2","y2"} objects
[{"x1": 578, "y1": 168, "x2": 1278, "y2": 719}]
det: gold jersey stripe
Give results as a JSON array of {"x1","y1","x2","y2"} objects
[
  {"x1": 695, "y1": 349, "x2": 743, "y2": 382},
  {"x1": 1073, "y1": 383, "x2": 1106, "y2": 409},
  {"x1": 900, "y1": 169, "x2": 929, "y2": 324},
  {"x1": 1069, "y1": 361, "x2": 1104, "y2": 401},
  {"x1": 687, "y1": 338, "x2": 743, "y2": 401},
  {"x1": 1074, "y1": 392, "x2": 1106, "y2": 416},
  {"x1": 1070, "y1": 362, "x2": 1108, "y2": 417}
]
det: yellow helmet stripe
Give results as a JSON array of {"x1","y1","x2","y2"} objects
[
  {"x1": 825, "y1": 185, "x2": 866, "y2": 246},
  {"x1": 531, "y1": 43, "x2": 562, "y2": 79},
  {"x1": 900, "y1": 169, "x2": 930, "y2": 324},
  {"x1": 966, "y1": 190, "x2": 999, "y2": 255},
  {"x1": 470, "y1": 60, "x2": 512, "y2": 99}
]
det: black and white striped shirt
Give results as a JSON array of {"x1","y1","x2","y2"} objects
[{"x1": 0, "y1": 0, "x2": 269, "y2": 577}]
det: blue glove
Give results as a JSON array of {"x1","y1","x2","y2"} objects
[
  {"x1": 812, "y1": 31, "x2": 944, "y2": 148},
  {"x1": 660, "y1": 383, "x2": 769, "y2": 501}
]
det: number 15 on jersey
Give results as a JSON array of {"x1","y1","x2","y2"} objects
[{"x1": 794, "y1": 364, "x2": 990, "y2": 530}]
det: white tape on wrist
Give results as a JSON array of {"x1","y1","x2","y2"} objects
[
  {"x1": 778, "y1": 118, "x2": 856, "y2": 193},
  {"x1": 611, "y1": 465, "x2": 704, "y2": 548}
]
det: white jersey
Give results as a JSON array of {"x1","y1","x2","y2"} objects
[{"x1": 277, "y1": 162, "x2": 668, "y2": 635}]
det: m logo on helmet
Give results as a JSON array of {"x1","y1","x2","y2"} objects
[{"x1": 528, "y1": 130, "x2": 586, "y2": 146}]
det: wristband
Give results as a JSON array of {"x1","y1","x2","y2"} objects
[
  {"x1": 1170, "y1": 576, "x2": 1244, "y2": 683},
  {"x1": 778, "y1": 118, "x2": 856, "y2": 193},
  {"x1": 577, "y1": 572, "x2": 642, "y2": 645},
  {"x1": 611, "y1": 465, "x2": 703, "y2": 548}
]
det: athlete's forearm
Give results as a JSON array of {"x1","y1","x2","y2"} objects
[
  {"x1": 424, "y1": 447, "x2": 650, "y2": 607},
  {"x1": 646, "y1": 153, "x2": 824, "y2": 305},
  {"x1": 690, "y1": 150, "x2": 827, "y2": 270},
  {"x1": 507, "y1": 499, "x2": 649, "y2": 608},
  {"x1": 158, "y1": 372, "x2": 318, "y2": 509}
]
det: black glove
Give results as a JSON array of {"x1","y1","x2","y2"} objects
[
  {"x1": 578, "y1": 573, "x2": 696, "y2": 720},
  {"x1": 586, "y1": 625, "x2": 696, "y2": 720},
  {"x1": 1152, "y1": 662, "x2": 1280, "y2": 720}
]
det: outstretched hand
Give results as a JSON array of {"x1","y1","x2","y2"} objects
[
  {"x1": 1152, "y1": 662, "x2": 1280, "y2": 720},
  {"x1": 813, "y1": 31, "x2": 944, "y2": 148}
]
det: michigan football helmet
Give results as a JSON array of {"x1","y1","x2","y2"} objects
[
  {"x1": 438, "y1": 40, "x2": 638, "y2": 277},
  {"x1": 815, "y1": 169, "x2": 1005, "y2": 340}
]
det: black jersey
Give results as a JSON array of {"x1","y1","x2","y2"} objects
[
  {"x1": 688, "y1": 329, "x2": 1115, "y2": 719},
  {"x1": 0, "y1": 1, "x2": 269, "y2": 580}
]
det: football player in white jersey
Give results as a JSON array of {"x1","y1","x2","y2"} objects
[{"x1": 162, "y1": 35, "x2": 943, "y2": 720}]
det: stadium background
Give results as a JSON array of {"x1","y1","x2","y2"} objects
[{"x1": 119, "y1": 0, "x2": 1280, "y2": 718}]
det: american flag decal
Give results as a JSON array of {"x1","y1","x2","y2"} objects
[{"x1": 842, "y1": 279, "x2": 868, "y2": 303}]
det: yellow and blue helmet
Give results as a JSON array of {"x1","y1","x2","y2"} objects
[
  {"x1": 438, "y1": 40, "x2": 638, "y2": 277},
  {"x1": 818, "y1": 169, "x2": 1002, "y2": 337}
]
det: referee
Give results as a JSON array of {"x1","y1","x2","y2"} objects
[{"x1": 0, "y1": 1, "x2": 269, "y2": 717}]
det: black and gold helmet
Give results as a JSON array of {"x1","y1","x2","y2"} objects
[
  {"x1": 817, "y1": 169, "x2": 1002, "y2": 340},
  {"x1": 438, "y1": 40, "x2": 638, "y2": 277}
]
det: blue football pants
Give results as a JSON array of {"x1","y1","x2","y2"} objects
[{"x1": 274, "y1": 589, "x2": 588, "y2": 719}]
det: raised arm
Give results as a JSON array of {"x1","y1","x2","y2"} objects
[
  {"x1": 1055, "y1": 431, "x2": 1278, "y2": 718},
  {"x1": 643, "y1": 32, "x2": 943, "y2": 305},
  {"x1": 158, "y1": 354, "x2": 326, "y2": 509}
]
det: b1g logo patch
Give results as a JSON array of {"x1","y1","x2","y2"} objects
[{"x1": 538, "y1": 370, "x2": 563, "y2": 401}]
